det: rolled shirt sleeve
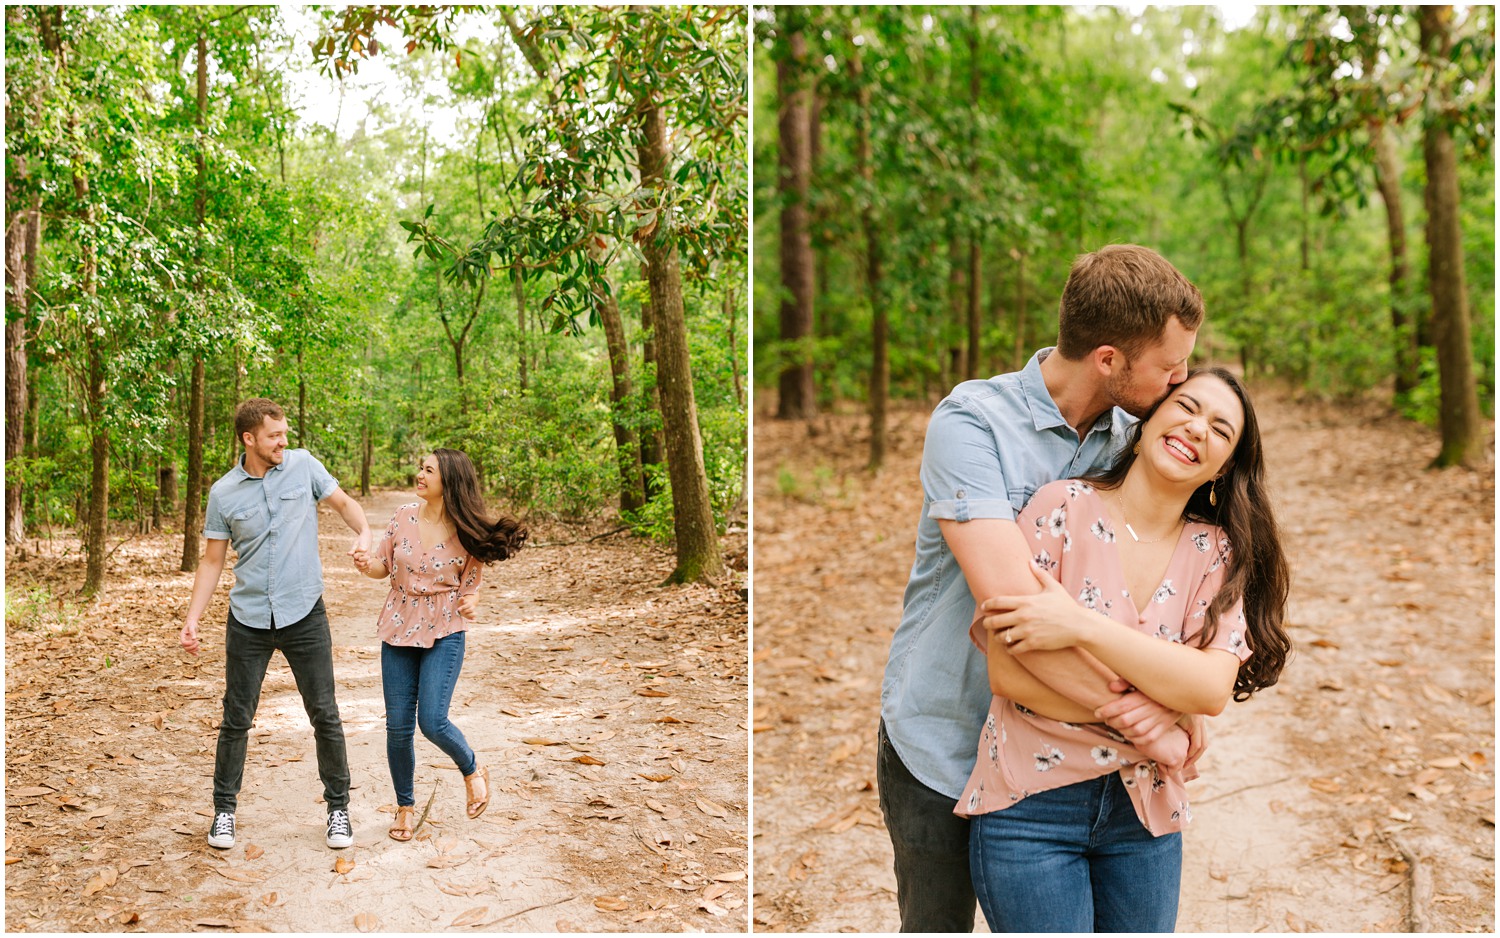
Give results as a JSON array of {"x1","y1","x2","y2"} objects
[{"x1": 921, "y1": 398, "x2": 1017, "y2": 523}]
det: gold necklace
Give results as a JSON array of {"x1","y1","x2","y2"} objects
[{"x1": 1111, "y1": 491, "x2": 1183, "y2": 545}]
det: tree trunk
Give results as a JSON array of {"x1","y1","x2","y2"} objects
[
  {"x1": 1371, "y1": 121, "x2": 1418, "y2": 398},
  {"x1": 1419, "y1": 6, "x2": 1483, "y2": 468},
  {"x1": 725, "y1": 287, "x2": 747, "y2": 516},
  {"x1": 637, "y1": 93, "x2": 724, "y2": 584},
  {"x1": 513, "y1": 265, "x2": 528, "y2": 392},
  {"x1": 180, "y1": 357, "x2": 206, "y2": 571},
  {"x1": 597, "y1": 273, "x2": 645, "y2": 513},
  {"x1": 182, "y1": 29, "x2": 209, "y2": 570},
  {"x1": 775, "y1": 23, "x2": 816, "y2": 419},
  {"x1": 852, "y1": 44, "x2": 887, "y2": 471},
  {"x1": 4, "y1": 151, "x2": 29, "y2": 545},
  {"x1": 639, "y1": 291, "x2": 665, "y2": 499}
]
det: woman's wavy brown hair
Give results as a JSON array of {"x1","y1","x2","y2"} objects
[
  {"x1": 433, "y1": 448, "x2": 528, "y2": 564},
  {"x1": 1083, "y1": 368, "x2": 1291, "y2": 701}
]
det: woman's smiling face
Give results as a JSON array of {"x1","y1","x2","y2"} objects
[{"x1": 1136, "y1": 373, "x2": 1244, "y2": 487}]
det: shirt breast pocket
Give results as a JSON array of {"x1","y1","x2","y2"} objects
[
  {"x1": 277, "y1": 489, "x2": 310, "y2": 526},
  {"x1": 230, "y1": 504, "x2": 267, "y2": 541}
]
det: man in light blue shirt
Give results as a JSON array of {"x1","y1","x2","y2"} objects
[
  {"x1": 878, "y1": 245, "x2": 1207, "y2": 931},
  {"x1": 180, "y1": 398, "x2": 371, "y2": 852}
]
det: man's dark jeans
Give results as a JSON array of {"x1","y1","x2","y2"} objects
[
  {"x1": 877, "y1": 718, "x2": 977, "y2": 933},
  {"x1": 213, "y1": 598, "x2": 349, "y2": 815}
]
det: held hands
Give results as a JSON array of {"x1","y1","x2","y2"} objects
[
  {"x1": 348, "y1": 529, "x2": 372, "y2": 563},
  {"x1": 980, "y1": 563, "x2": 1095, "y2": 654},
  {"x1": 350, "y1": 547, "x2": 371, "y2": 574}
]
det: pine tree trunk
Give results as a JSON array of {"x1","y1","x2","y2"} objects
[
  {"x1": 1371, "y1": 121, "x2": 1418, "y2": 398},
  {"x1": 182, "y1": 30, "x2": 209, "y2": 572},
  {"x1": 639, "y1": 292, "x2": 665, "y2": 498},
  {"x1": 4, "y1": 167, "x2": 29, "y2": 546},
  {"x1": 597, "y1": 274, "x2": 645, "y2": 513},
  {"x1": 853, "y1": 45, "x2": 887, "y2": 471},
  {"x1": 637, "y1": 94, "x2": 724, "y2": 584},
  {"x1": 1419, "y1": 6, "x2": 1483, "y2": 468},
  {"x1": 776, "y1": 23, "x2": 815, "y2": 419},
  {"x1": 513, "y1": 265, "x2": 528, "y2": 392},
  {"x1": 180, "y1": 357, "x2": 205, "y2": 571},
  {"x1": 966, "y1": 7, "x2": 983, "y2": 381}
]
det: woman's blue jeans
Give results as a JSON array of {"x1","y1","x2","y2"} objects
[
  {"x1": 969, "y1": 772, "x2": 1182, "y2": 933},
  {"x1": 381, "y1": 632, "x2": 477, "y2": 806}
]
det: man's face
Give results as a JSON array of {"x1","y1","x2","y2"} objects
[
  {"x1": 243, "y1": 416, "x2": 289, "y2": 467},
  {"x1": 1106, "y1": 318, "x2": 1197, "y2": 418}
]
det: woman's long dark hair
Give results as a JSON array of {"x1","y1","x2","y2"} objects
[
  {"x1": 433, "y1": 448, "x2": 528, "y2": 564},
  {"x1": 1083, "y1": 368, "x2": 1291, "y2": 701}
]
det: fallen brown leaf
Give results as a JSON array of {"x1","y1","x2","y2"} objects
[
  {"x1": 243, "y1": 844, "x2": 264, "y2": 861},
  {"x1": 450, "y1": 906, "x2": 491, "y2": 927},
  {"x1": 594, "y1": 897, "x2": 629, "y2": 912},
  {"x1": 354, "y1": 912, "x2": 379, "y2": 932},
  {"x1": 695, "y1": 796, "x2": 729, "y2": 818},
  {"x1": 333, "y1": 856, "x2": 355, "y2": 875}
]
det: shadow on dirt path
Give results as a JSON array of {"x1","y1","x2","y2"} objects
[
  {"x1": 751, "y1": 389, "x2": 1493, "y2": 933},
  {"x1": 7, "y1": 489, "x2": 748, "y2": 933}
]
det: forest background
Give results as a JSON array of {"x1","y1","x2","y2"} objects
[{"x1": 5, "y1": 3, "x2": 750, "y2": 594}]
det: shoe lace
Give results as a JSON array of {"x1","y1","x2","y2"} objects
[
  {"x1": 328, "y1": 809, "x2": 351, "y2": 836},
  {"x1": 212, "y1": 813, "x2": 234, "y2": 836}
]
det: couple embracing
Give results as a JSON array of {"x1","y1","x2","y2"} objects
[
  {"x1": 880, "y1": 245, "x2": 1294, "y2": 932},
  {"x1": 179, "y1": 398, "x2": 526, "y2": 850}
]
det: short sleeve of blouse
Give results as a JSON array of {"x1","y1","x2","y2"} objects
[
  {"x1": 921, "y1": 399, "x2": 1015, "y2": 523},
  {"x1": 1185, "y1": 531, "x2": 1252, "y2": 663}
]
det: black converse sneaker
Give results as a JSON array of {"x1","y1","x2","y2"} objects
[
  {"x1": 325, "y1": 808, "x2": 354, "y2": 849},
  {"x1": 207, "y1": 812, "x2": 236, "y2": 849}
]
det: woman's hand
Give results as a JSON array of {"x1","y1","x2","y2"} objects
[
  {"x1": 458, "y1": 593, "x2": 478, "y2": 620},
  {"x1": 350, "y1": 548, "x2": 370, "y2": 573},
  {"x1": 982, "y1": 564, "x2": 1098, "y2": 653}
]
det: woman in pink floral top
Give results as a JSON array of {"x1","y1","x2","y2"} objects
[
  {"x1": 353, "y1": 448, "x2": 526, "y2": 842},
  {"x1": 959, "y1": 369, "x2": 1291, "y2": 932}
]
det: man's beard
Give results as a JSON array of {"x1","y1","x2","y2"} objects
[{"x1": 1106, "y1": 365, "x2": 1166, "y2": 419}]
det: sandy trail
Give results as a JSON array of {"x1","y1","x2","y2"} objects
[
  {"x1": 6, "y1": 488, "x2": 749, "y2": 932},
  {"x1": 751, "y1": 390, "x2": 1493, "y2": 933}
]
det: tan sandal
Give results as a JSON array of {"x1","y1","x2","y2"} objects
[
  {"x1": 389, "y1": 805, "x2": 415, "y2": 842},
  {"x1": 464, "y1": 765, "x2": 490, "y2": 819}
]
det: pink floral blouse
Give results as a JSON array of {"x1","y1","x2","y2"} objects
[
  {"x1": 374, "y1": 503, "x2": 482, "y2": 648},
  {"x1": 954, "y1": 479, "x2": 1252, "y2": 836}
]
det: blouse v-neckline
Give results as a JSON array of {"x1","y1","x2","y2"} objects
[
  {"x1": 1093, "y1": 488, "x2": 1197, "y2": 623},
  {"x1": 413, "y1": 510, "x2": 454, "y2": 556}
]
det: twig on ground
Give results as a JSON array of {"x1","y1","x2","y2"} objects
[
  {"x1": 1386, "y1": 834, "x2": 1432, "y2": 932},
  {"x1": 1193, "y1": 774, "x2": 1295, "y2": 805},
  {"x1": 412, "y1": 781, "x2": 439, "y2": 836},
  {"x1": 495, "y1": 894, "x2": 575, "y2": 923}
]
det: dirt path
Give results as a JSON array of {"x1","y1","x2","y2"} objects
[
  {"x1": 751, "y1": 390, "x2": 1494, "y2": 933},
  {"x1": 6, "y1": 489, "x2": 748, "y2": 932}
]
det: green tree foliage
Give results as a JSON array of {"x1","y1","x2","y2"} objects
[
  {"x1": 6, "y1": 5, "x2": 748, "y2": 593},
  {"x1": 752, "y1": 6, "x2": 1494, "y2": 461}
]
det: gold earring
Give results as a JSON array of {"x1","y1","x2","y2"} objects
[
  {"x1": 1209, "y1": 480, "x2": 1218, "y2": 507},
  {"x1": 1132, "y1": 441, "x2": 1141, "y2": 455}
]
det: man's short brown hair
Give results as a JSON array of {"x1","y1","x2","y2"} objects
[
  {"x1": 1055, "y1": 245, "x2": 1204, "y2": 361},
  {"x1": 234, "y1": 398, "x2": 285, "y2": 445}
]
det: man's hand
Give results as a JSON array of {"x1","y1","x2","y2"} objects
[
  {"x1": 1180, "y1": 712, "x2": 1209, "y2": 769},
  {"x1": 1096, "y1": 678, "x2": 1191, "y2": 767},
  {"x1": 180, "y1": 619, "x2": 201, "y2": 656},
  {"x1": 458, "y1": 594, "x2": 478, "y2": 621}
]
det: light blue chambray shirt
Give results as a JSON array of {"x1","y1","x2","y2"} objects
[
  {"x1": 203, "y1": 448, "x2": 340, "y2": 630},
  {"x1": 880, "y1": 348, "x2": 1137, "y2": 799}
]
